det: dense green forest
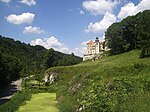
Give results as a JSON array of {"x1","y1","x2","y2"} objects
[
  {"x1": 0, "y1": 35, "x2": 82, "y2": 88},
  {"x1": 105, "y1": 10, "x2": 150, "y2": 58}
]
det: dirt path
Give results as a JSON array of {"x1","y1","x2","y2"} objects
[{"x1": 0, "y1": 79, "x2": 22, "y2": 105}]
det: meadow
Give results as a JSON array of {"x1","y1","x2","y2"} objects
[{"x1": 17, "y1": 93, "x2": 59, "y2": 112}]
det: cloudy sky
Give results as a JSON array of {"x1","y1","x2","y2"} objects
[{"x1": 0, "y1": 0, "x2": 150, "y2": 56}]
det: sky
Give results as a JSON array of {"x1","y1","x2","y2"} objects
[{"x1": 0, "y1": 0, "x2": 150, "y2": 57}]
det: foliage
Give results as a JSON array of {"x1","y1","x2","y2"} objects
[
  {"x1": 106, "y1": 10, "x2": 150, "y2": 57},
  {"x1": 0, "y1": 90, "x2": 32, "y2": 112},
  {"x1": 44, "y1": 48, "x2": 82, "y2": 69},
  {"x1": 80, "y1": 78, "x2": 149, "y2": 112},
  {"x1": 0, "y1": 35, "x2": 46, "y2": 88},
  {"x1": 137, "y1": 11, "x2": 150, "y2": 58},
  {"x1": 0, "y1": 53, "x2": 23, "y2": 87},
  {"x1": 0, "y1": 35, "x2": 82, "y2": 88},
  {"x1": 58, "y1": 97, "x2": 76, "y2": 112}
]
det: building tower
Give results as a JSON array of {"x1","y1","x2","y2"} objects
[
  {"x1": 95, "y1": 37, "x2": 100, "y2": 54},
  {"x1": 83, "y1": 37, "x2": 105, "y2": 61}
]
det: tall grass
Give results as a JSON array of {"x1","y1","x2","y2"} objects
[{"x1": 46, "y1": 50, "x2": 150, "y2": 112}]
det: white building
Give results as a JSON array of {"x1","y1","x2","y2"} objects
[{"x1": 83, "y1": 37, "x2": 105, "y2": 61}]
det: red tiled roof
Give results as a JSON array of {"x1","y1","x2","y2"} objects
[
  {"x1": 86, "y1": 40, "x2": 95, "y2": 45},
  {"x1": 86, "y1": 40, "x2": 104, "y2": 45}
]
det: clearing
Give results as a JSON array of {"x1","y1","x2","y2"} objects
[{"x1": 17, "y1": 93, "x2": 59, "y2": 112}]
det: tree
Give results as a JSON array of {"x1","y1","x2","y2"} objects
[
  {"x1": 0, "y1": 53, "x2": 8, "y2": 88},
  {"x1": 106, "y1": 10, "x2": 150, "y2": 57},
  {"x1": 121, "y1": 16, "x2": 138, "y2": 50},
  {"x1": 34, "y1": 73, "x2": 43, "y2": 89},
  {"x1": 0, "y1": 35, "x2": 82, "y2": 88},
  {"x1": 137, "y1": 10, "x2": 150, "y2": 58},
  {"x1": 44, "y1": 48, "x2": 82, "y2": 68},
  {"x1": 106, "y1": 23, "x2": 128, "y2": 55}
]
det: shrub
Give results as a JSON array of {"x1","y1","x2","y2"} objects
[
  {"x1": 0, "y1": 90, "x2": 32, "y2": 112},
  {"x1": 80, "y1": 78, "x2": 149, "y2": 112},
  {"x1": 59, "y1": 98, "x2": 76, "y2": 112}
]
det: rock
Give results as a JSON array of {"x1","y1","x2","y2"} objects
[
  {"x1": 76, "y1": 104, "x2": 85, "y2": 112},
  {"x1": 45, "y1": 72, "x2": 58, "y2": 84}
]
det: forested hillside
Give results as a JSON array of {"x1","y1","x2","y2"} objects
[{"x1": 0, "y1": 35, "x2": 82, "y2": 88}]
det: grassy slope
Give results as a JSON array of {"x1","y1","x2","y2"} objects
[
  {"x1": 16, "y1": 93, "x2": 59, "y2": 112},
  {"x1": 46, "y1": 50, "x2": 150, "y2": 112}
]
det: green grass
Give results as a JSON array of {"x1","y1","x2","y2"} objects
[
  {"x1": 17, "y1": 93, "x2": 59, "y2": 112},
  {"x1": 29, "y1": 80, "x2": 38, "y2": 85},
  {"x1": 45, "y1": 50, "x2": 150, "y2": 112},
  {"x1": 121, "y1": 92, "x2": 150, "y2": 112}
]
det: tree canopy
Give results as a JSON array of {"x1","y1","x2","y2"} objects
[{"x1": 105, "y1": 10, "x2": 150, "y2": 58}]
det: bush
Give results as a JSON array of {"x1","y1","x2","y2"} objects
[
  {"x1": 0, "y1": 90, "x2": 32, "y2": 112},
  {"x1": 59, "y1": 98, "x2": 76, "y2": 112},
  {"x1": 80, "y1": 78, "x2": 149, "y2": 112}
]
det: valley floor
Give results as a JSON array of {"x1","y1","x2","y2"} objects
[{"x1": 16, "y1": 93, "x2": 59, "y2": 112}]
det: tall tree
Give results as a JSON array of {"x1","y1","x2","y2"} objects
[
  {"x1": 106, "y1": 23, "x2": 128, "y2": 55},
  {"x1": 137, "y1": 10, "x2": 150, "y2": 58},
  {"x1": 105, "y1": 10, "x2": 150, "y2": 57}
]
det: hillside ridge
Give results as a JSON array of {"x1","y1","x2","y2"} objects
[{"x1": 46, "y1": 50, "x2": 150, "y2": 112}]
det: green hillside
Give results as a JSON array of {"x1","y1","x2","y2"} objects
[{"x1": 46, "y1": 50, "x2": 150, "y2": 112}]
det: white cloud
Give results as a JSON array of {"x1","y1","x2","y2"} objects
[
  {"x1": 23, "y1": 26, "x2": 44, "y2": 34},
  {"x1": 138, "y1": 0, "x2": 150, "y2": 11},
  {"x1": 74, "y1": 47, "x2": 85, "y2": 57},
  {"x1": 31, "y1": 37, "x2": 89, "y2": 57},
  {"x1": 82, "y1": 0, "x2": 118, "y2": 16},
  {"x1": 59, "y1": 47, "x2": 70, "y2": 54},
  {"x1": 73, "y1": 40, "x2": 89, "y2": 57},
  {"x1": 118, "y1": 2, "x2": 137, "y2": 19},
  {"x1": 118, "y1": 0, "x2": 150, "y2": 19},
  {"x1": 19, "y1": 0, "x2": 36, "y2": 6},
  {"x1": 6, "y1": 12, "x2": 35, "y2": 24},
  {"x1": 86, "y1": 12, "x2": 116, "y2": 34},
  {"x1": 80, "y1": 10, "x2": 85, "y2": 15},
  {"x1": 30, "y1": 37, "x2": 71, "y2": 54},
  {"x1": 0, "y1": 0, "x2": 11, "y2": 3}
]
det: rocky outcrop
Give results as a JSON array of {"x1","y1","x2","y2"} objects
[
  {"x1": 83, "y1": 52, "x2": 103, "y2": 61},
  {"x1": 45, "y1": 72, "x2": 58, "y2": 84}
]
